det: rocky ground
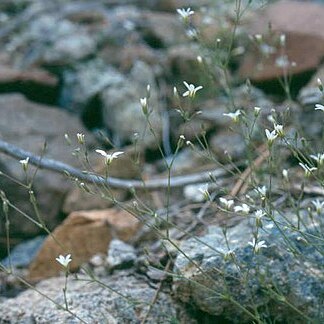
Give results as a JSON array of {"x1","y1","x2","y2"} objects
[{"x1": 0, "y1": 0, "x2": 324, "y2": 323}]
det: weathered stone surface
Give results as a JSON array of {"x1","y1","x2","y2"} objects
[
  {"x1": 210, "y1": 130, "x2": 246, "y2": 162},
  {"x1": 28, "y1": 209, "x2": 141, "y2": 280},
  {"x1": 101, "y1": 61, "x2": 162, "y2": 146},
  {"x1": 298, "y1": 63, "x2": 324, "y2": 106},
  {"x1": 140, "y1": 0, "x2": 210, "y2": 12},
  {"x1": 140, "y1": 11, "x2": 186, "y2": 48},
  {"x1": 0, "y1": 65, "x2": 58, "y2": 104},
  {"x1": 62, "y1": 59, "x2": 124, "y2": 113},
  {"x1": 25, "y1": 15, "x2": 97, "y2": 65},
  {"x1": 63, "y1": 146, "x2": 141, "y2": 214},
  {"x1": 0, "y1": 94, "x2": 97, "y2": 243},
  {"x1": 0, "y1": 272, "x2": 177, "y2": 323},
  {"x1": 62, "y1": 186, "x2": 125, "y2": 215},
  {"x1": 107, "y1": 238, "x2": 137, "y2": 270},
  {"x1": 239, "y1": 0, "x2": 324, "y2": 82},
  {"x1": 1, "y1": 236, "x2": 46, "y2": 269},
  {"x1": 167, "y1": 45, "x2": 201, "y2": 82},
  {"x1": 173, "y1": 217, "x2": 324, "y2": 322},
  {"x1": 99, "y1": 40, "x2": 159, "y2": 70}
]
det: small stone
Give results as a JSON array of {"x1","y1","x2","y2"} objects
[{"x1": 107, "y1": 239, "x2": 136, "y2": 270}]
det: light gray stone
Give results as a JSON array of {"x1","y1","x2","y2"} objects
[
  {"x1": 0, "y1": 272, "x2": 177, "y2": 323},
  {"x1": 107, "y1": 239, "x2": 136, "y2": 269},
  {"x1": 101, "y1": 61, "x2": 162, "y2": 146},
  {"x1": 0, "y1": 94, "x2": 98, "y2": 243},
  {"x1": 173, "y1": 216, "x2": 324, "y2": 323}
]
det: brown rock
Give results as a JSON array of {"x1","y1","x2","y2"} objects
[
  {"x1": 62, "y1": 187, "x2": 124, "y2": 214},
  {"x1": 140, "y1": 11, "x2": 186, "y2": 48},
  {"x1": 28, "y1": 209, "x2": 141, "y2": 280},
  {"x1": 239, "y1": 0, "x2": 324, "y2": 82},
  {"x1": 63, "y1": 145, "x2": 141, "y2": 214},
  {"x1": 99, "y1": 44, "x2": 158, "y2": 71},
  {"x1": 0, "y1": 65, "x2": 59, "y2": 104},
  {"x1": 167, "y1": 45, "x2": 201, "y2": 82},
  {"x1": 0, "y1": 66, "x2": 57, "y2": 86}
]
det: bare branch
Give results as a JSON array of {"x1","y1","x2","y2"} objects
[{"x1": 0, "y1": 139, "x2": 227, "y2": 189}]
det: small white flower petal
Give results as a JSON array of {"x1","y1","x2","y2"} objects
[{"x1": 315, "y1": 104, "x2": 324, "y2": 111}]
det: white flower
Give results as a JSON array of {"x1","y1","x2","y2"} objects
[
  {"x1": 96, "y1": 150, "x2": 124, "y2": 165},
  {"x1": 282, "y1": 169, "x2": 289, "y2": 181},
  {"x1": 186, "y1": 28, "x2": 198, "y2": 39},
  {"x1": 19, "y1": 157, "x2": 29, "y2": 171},
  {"x1": 310, "y1": 153, "x2": 324, "y2": 166},
  {"x1": 299, "y1": 162, "x2": 317, "y2": 177},
  {"x1": 234, "y1": 203, "x2": 250, "y2": 214},
  {"x1": 248, "y1": 238, "x2": 267, "y2": 253},
  {"x1": 140, "y1": 97, "x2": 148, "y2": 114},
  {"x1": 255, "y1": 209, "x2": 266, "y2": 227},
  {"x1": 254, "y1": 34, "x2": 263, "y2": 43},
  {"x1": 254, "y1": 106, "x2": 261, "y2": 116},
  {"x1": 197, "y1": 55, "x2": 203, "y2": 64},
  {"x1": 219, "y1": 197, "x2": 234, "y2": 210},
  {"x1": 198, "y1": 185, "x2": 210, "y2": 201},
  {"x1": 77, "y1": 133, "x2": 85, "y2": 144},
  {"x1": 279, "y1": 34, "x2": 286, "y2": 46},
  {"x1": 312, "y1": 199, "x2": 324, "y2": 214},
  {"x1": 255, "y1": 210, "x2": 266, "y2": 219},
  {"x1": 275, "y1": 55, "x2": 289, "y2": 68},
  {"x1": 274, "y1": 124, "x2": 284, "y2": 137},
  {"x1": 265, "y1": 129, "x2": 278, "y2": 144},
  {"x1": 254, "y1": 186, "x2": 267, "y2": 199},
  {"x1": 224, "y1": 249, "x2": 236, "y2": 261},
  {"x1": 315, "y1": 104, "x2": 324, "y2": 111},
  {"x1": 182, "y1": 81, "x2": 203, "y2": 98},
  {"x1": 56, "y1": 254, "x2": 72, "y2": 268},
  {"x1": 177, "y1": 8, "x2": 194, "y2": 21},
  {"x1": 223, "y1": 110, "x2": 241, "y2": 123}
]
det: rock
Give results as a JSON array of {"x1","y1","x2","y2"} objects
[
  {"x1": 239, "y1": 0, "x2": 324, "y2": 84},
  {"x1": 298, "y1": 63, "x2": 324, "y2": 106},
  {"x1": 62, "y1": 186, "x2": 125, "y2": 215},
  {"x1": 0, "y1": 65, "x2": 58, "y2": 104},
  {"x1": 101, "y1": 61, "x2": 162, "y2": 146},
  {"x1": 22, "y1": 15, "x2": 96, "y2": 65},
  {"x1": 62, "y1": 59, "x2": 124, "y2": 113},
  {"x1": 64, "y1": 60, "x2": 162, "y2": 146},
  {"x1": 167, "y1": 44, "x2": 202, "y2": 82},
  {"x1": 100, "y1": 43, "x2": 158, "y2": 71},
  {"x1": 140, "y1": 0, "x2": 210, "y2": 12},
  {"x1": 140, "y1": 11, "x2": 186, "y2": 48},
  {"x1": 28, "y1": 209, "x2": 141, "y2": 280},
  {"x1": 173, "y1": 217, "x2": 324, "y2": 322},
  {"x1": 63, "y1": 145, "x2": 141, "y2": 214},
  {"x1": 0, "y1": 272, "x2": 177, "y2": 323},
  {"x1": 107, "y1": 239, "x2": 137, "y2": 270},
  {"x1": 1, "y1": 236, "x2": 46, "y2": 269},
  {"x1": 210, "y1": 130, "x2": 246, "y2": 162},
  {"x1": 0, "y1": 94, "x2": 97, "y2": 246}
]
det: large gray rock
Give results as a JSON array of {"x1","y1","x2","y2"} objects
[
  {"x1": 11, "y1": 15, "x2": 97, "y2": 66},
  {"x1": 0, "y1": 94, "x2": 97, "y2": 242},
  {"x1": 0, "y1": 272, "x2": 177, "y2": 323},
  {"x1": 64, "y1": 59, "x2": 162, "y2": 146},
  {"x1": 173, "y1": 216, "x2": 324, "y2": 323},
  {"x1": 63, "y1": 59, "x2": 124, "y2": 112},
  {"x1": 101, "y1": 61, "x2": 162, "y2": 146}
]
